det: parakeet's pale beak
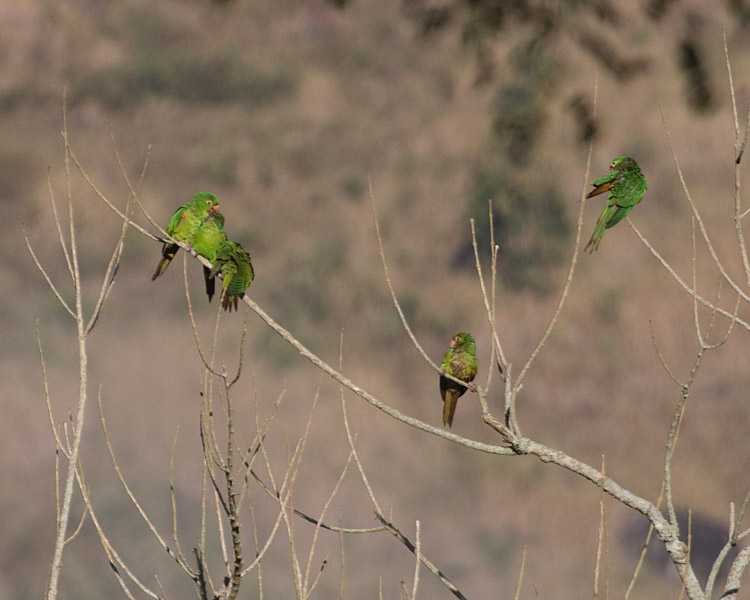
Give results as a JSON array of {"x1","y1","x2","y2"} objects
[{"x1": 211, "y1": 203, "x2": 220, "y2": 212}]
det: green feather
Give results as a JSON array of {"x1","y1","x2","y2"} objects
[
  {"x1": 152, "y1": 192, "x2": 220, "y2": 280},
  {"x1": 209, "y1": 241, "x2": 255, "y2": 312},
  {"x1": 193, "y1": 211, "x2": 227, "y2": 302}
]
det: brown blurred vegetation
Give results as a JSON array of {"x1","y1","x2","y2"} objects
[{"x1": 3, "y1": 0, "x2": 750, "y2": 598}]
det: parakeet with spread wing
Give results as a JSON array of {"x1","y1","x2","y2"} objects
[
  {"x1": 439, "y1": 332, "x2": 478, "y2": 428},
  {"x1": 152, "y1": 192, "x2": 221, "y2": 280},
  {"x1": 209, "y1": 240, "x2": 255, "y2": 312},
  {"x1": 585, "y1": 157, "x2": 647, "y2": 253}
]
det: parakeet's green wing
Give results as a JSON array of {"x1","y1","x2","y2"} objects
[
  {"x1": 613, "y1": 171, "x2": 648, "y2": 209},
  {"x1": 596, "y1": 171, "x2": 648, "y2": 232},
  {"x1": 152, "y1": 202, "x2": 193, "y2": 281},
  {"x1": 152, "y1": 192, "x2": 219, "y2": 281},
  {"x1": 165, "y1": 205, "x2": 189, "y2": 237},
  {"x1": 210, "y1": 241, "x2": 255, "y2": 312}
]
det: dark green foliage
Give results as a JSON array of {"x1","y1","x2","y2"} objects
[
  {"x1": 678, "y1": 37, "x2": 713, "y2": 113},
  {"x1": 575, "y1": 31, "x2": 650, "y2": 81},
  {"x1": 70, "y1": 6, "x2": 294, "y2": 109},
  {"x1": 456, "y1": 167, "x2": 570, "y2": 295},
  {"x1": 74, "y1": 52, "x2": 294, "y2": 109},
  {"x1": 490, "y1": 49, "x2": 558, "y2": 164},
  {"x1": 339, "y1": 172, "x2": 367, "y2": 201},
  {"x1": 644, "y1": 0, "x2": 679, "y2": 21},
  {"x1": 567, "y1": 93, "x2": 598, "y2": 145},
  {"x1": 402, "y1": 0, "x2": 650, "y2": 83},
  {"x1": 492, "y1": 85, "x2": 545, "y2": 165},
  {"x1": 728, "y1": 0, "x2": 750, "y2": 26}
]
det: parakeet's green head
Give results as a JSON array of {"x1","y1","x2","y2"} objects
[
  {"x1": 450, "y1": 332, "x2": 476, "y2": 351},
  {"x1": 192, "y1": 191, "x2": 221, "y2": 213},
  {"x1": 610, "y1": 157, "x2": 640, "y2": 173}
]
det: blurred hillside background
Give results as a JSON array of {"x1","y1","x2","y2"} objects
[{"x1": 3, "y1": 0, "x2": 750, "y2": 598}]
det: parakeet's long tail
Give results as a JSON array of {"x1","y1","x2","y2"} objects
[
  {"x1": 221, "y1": 291, "x2": 240, "y2": 312},
  {"x1": 203, "y1": 266, "x2": 215, "y2": 302},
  {"x1": 584, "y1": 227, "x2": 605, "y2": 253},
  {"x1": 152, "y1": 244, "x2": 179, "y2": 281},
  {"x1": 442, "y1": 390, "x2": 459, "y2": 428},
  {"x1": 585, "y1": 208, "x2": 612, "y2": 253}
]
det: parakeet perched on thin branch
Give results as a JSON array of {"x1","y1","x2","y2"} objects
[
  {"x1": 439, "y1": 332, "x2": 478, "y2": 428},
  {"x1": 585, "y1": 157, "x2": 647, "y2": 253},
  {"x1": 192, "y1": 210, "x2": 227, "y2": 302},
  {"x1": 209, "y1": 241, "x2": 255, "y2": 312},
  {"x1": 152, "y1": 192, "x2": 221, "y2": 280}
]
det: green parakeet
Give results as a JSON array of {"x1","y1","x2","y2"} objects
[
  {"x1": 585, "y1": 156, "x2": 647, "y2": 253},
  {"x1": 192, "y1": 210, "x2": 227, "y2": 302},
  {"x1": 439, "y1": 332, "x2": 478, "y2": 428},
  {"x1": 152, "y1": 192, "x2": 220, "y2": 280},
  {"x1": 209, "y1": 240, "x2": 255, "y2": 312}
]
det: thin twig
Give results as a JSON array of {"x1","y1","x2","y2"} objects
[
  {"x1": 98, "y1": 393, "x2": 195, "y2": 576},
  {"x1": 85, "y1": 193, "x2": 132, "y2": 334},
  {"x1": 628, "y1": 220, "x2": 750, "y2": 331},
  {"x1": 593, "y1": 456, "x2": 606, "y2": 600},
  {"x1": 513, "y1": 546, "x2": 527, "y2": 600},
  {"x1": 659, "y1": 106, "x2": 750, "y2": 304},
  {"x1": 74, "y1": 412, "x2": 161, "y2": 600},
  {"x1": 25, "y1": 231, "x2": 75, "y2": 318},
  {"x1": 512, "y1": 81, "x2": 597, "y2": 395},
  {"x1": 45, "y1": 170, "x2": 74, "y2": 280},
  {"x1": 410, "y1": 521, "x2": 421, "y2": 600},
  {"x1": 45, "y1": 92, "x2": 92, "y2": 600},
  {"x1": 369, "y1": 181, "x2": 439, "y2": 371}
]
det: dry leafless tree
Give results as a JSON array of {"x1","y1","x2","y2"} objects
[{"x1": 30, "y1": 38, "x2": 750, "y2": 600}]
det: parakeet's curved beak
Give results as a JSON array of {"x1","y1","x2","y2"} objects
[{"x1": 211, "y1": 203, "x2": 220, "y2": 212}]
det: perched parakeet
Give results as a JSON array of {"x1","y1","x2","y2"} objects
[
  {"x1": 585, "y1": 156, "x2": 647, "y2": 253},
  {"x1": 209, "y1": 240, "x2": 255, "y2": 312},
  {"x1": 152, "y1": 192, "x2": 220, "y2": 280},
  {"x1": 192, "y1": 210, "x2": 227, "y2": 302},
  {"x1": 439, "y1": 332, "x2": 478, "y2": 428}
]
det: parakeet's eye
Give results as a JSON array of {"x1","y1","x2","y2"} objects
[{"x1": 610, "y1": 160, "x2": 617, "y2": 169}]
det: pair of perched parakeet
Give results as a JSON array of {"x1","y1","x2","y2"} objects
[
  {"x1": 438, "y1": 157, "x2": 648, "y2": 427},
  {"x1": 152, "y1": 191, "x2": 254, "y2": 311}
]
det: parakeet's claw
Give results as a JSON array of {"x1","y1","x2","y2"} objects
[{"x1": 467, "y1": 382, "x2": 477, "y2": 393}]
